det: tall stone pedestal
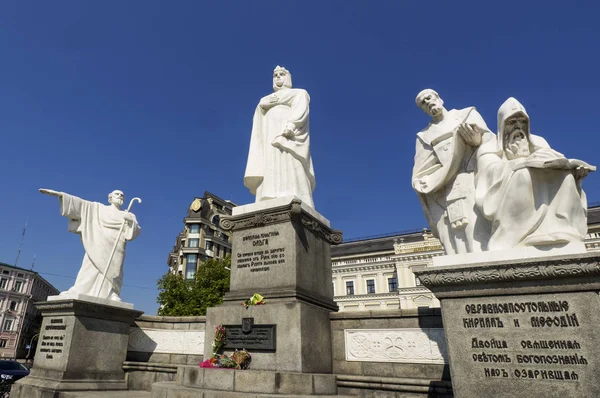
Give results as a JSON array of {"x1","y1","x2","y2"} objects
[
  {"x1": 413, "y1": 252, "x2": 600, "y2": 398},
  {"x1": 12, "y1": 299, "x2": 143, "y2": 398},
  {"x1": 200, "y1": 198, "x2": 342, "y2": 395}
]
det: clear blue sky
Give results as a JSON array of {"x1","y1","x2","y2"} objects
[{"x1": 0, "y1": 1, "x2": 598, "y2": 315}]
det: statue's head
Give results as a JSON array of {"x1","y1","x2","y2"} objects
[
  {"x1": 498, "y1": 97, "x2": 532, "y2": 160},
  {"x1": 273, "y1": 66, "x2": 292, "y2": 92},
  {"x1": 416, "y1": 89, "x2": 444, "y2": 118},
  {"x1": 108, "y1": 190, "x2": 125, "y2": 208}
]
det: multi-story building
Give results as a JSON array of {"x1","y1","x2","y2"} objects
[
  {"x1": 332, "y1": 205, "x2": 600, "y2": 312},
  {"x1": 0, "y1": 262, "x2": 59, "y2": 359},
  {"x1": 167, "y1": 192, "x2": 236, "y2": 279}
]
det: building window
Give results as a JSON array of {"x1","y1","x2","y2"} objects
[
  {"x1": 1, "y1": 271, "x2": 8, "y2": 275},
  {"x1": 205, "y1": 241, "x2": 213, "y2": 251},
  {"x1": 388, "y1": 277, "x2": 398, "y2": 292},
  {"x1": 366, "y1": 279, "x2": 376, "y2": 294},
  {"x1": 14, "y1": 281, "x2": 22, "y2": 293},
  {"x1": 185, "y1": 254, "x2": 198, "y2": 280},
  {"x1": 346, "y1": 281, "x2": 354, "y2": 295},
  {"x1": 188, "y1": 238, "x2": 199, "y2": 248},
  {"x1": 17, "y1": 273, "x2": 23, "y2": 278},
  {"x1": 0, "y1": 340, "x2": 6, "y2": 348},
  {"x1": 415, "y1": 276, "x2": 422, "y2": 286},
  {"x1": 3, "y1": 319, "x2": 12, "y2": 331},
  {"x1": 9, "y1": 301, "x2": 17, "y2": 311},
  {"x1": 0, "y1": 279, "x2": 6, "y2": 289},
  {"x1": 189, "y1": 224, "x2": 200, "y2": 234},
  {"x1": 212, "y1": 215, "x2": 220, "y2": 226}
]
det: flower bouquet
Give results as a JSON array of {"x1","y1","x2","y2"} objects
[
  {"x1": 242, "y1": 293, "x2": 265, "y2": 308},
  {"x1": 211, "y1": 324, "x2": 226, "y2": 356},
  {"x1": 200, "y1": 350, "x2": 251, "y2": 369}
]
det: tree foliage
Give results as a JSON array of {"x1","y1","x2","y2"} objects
[{"x1": 157, "y1": 256, "x2": 231, "y2": 316}]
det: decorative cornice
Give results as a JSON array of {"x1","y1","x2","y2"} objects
[
  {"x1": 413, "y1": 254, "x2": 600, "y2": 288},
  {"x1": 397, "y1": 286, "x2": 433, "y2": 294},
  {"x1": 332, "y1": 263, "x2": 396, "y2": 274},
  {"x1": 220, "y1": 199, "x2": 342, "y2": 245},
  {"x1": 36, "y1": 299, "x2": 143, "y2": 322},
  {"x1": 301, "y1": 216, "x2": 343, "y2": 245},
  {"x1": 334, "y1": 292, "x2": 399, "y2": 301}
]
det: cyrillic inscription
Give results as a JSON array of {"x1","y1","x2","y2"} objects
[
  {"x1": 460, "y1": 297, "x2": 587, "y2": 384},
  {"x1": 41, "y1": 318, "x2": 66, "y2": 359},
  {"x1": 236, "y1": 230, "x2": 285, "y2": 273}
]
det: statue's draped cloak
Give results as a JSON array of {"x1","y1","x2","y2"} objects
[
  {"x1": 59, "y1": 193, "x2": 141, "y2": 299},
  {"x1": 244, "y1": 88, "x2": 315, "y2": 207},
  {"x1": 412, "y1": 108, "x2": 494, "y2": 254},
  {"x1": 474, "y1": 98, "x2": 587, "y2": 250}
]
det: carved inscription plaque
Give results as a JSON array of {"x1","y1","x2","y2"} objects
[
  {"x1": 40, "y1": 317, "x2": 67, "y2": 360},
  {"x1": 223, "y1": 324, "x2": 276, "y2": 352},
  {"x1": 234, "y1": 229, "x2": 286, "y2": 274},
  {"x1": 442, "y1": 292, "x2": 600, "y2": 398}
]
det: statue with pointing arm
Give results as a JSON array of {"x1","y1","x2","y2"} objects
[{"x1": 39, "y1": 188, "x2": 141, "y2": 302}]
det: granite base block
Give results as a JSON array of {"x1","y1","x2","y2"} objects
[
  {"x1": 11, "y1": 299, "x2": 142, "y2": 397},
  {"x1": 414, "y1": 252, "x2": 600, "y2": 398},
  {"x1": 205, "y1": 300, "x2": 333, "y2": 373}
]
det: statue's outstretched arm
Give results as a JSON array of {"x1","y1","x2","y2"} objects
[{"x1": 39, "y1": 188, "x2": 63, "y2": 197}]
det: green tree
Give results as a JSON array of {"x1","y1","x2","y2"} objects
[{"x1": 157, "y1": 256, "x2": 231, "y2": 316}]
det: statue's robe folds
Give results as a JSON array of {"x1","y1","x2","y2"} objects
[
  {"x1": 244, "y1": 88, "x2": 316, "y2": 208},
  {"x1": 58, "y1": 193, "x2": 141, "y2": 300},
  {"x1": 475, "y1": 137, "x2": 588, "y2": 251},
  {"x1": 412, "y1": 108, "x2": 494, "y2": 254}
]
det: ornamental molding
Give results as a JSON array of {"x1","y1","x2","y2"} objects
[
  {"x1": 414, "y1": 255, "x2": 600, "y2": 288},
  {"x1": 334, "y1": 292, "x2": 399, "y2": 301},
  {"x1": 345, "y1": 328, "x2": 447, "y2": 364},
  {"x1": 332, "y1": 264, "x2": 396, "y2": 274},
  {"x1": 301, "y1": 216, "x2": 343, "y2": 245},
  {"x1": 220, "y1": 199, "x2": 342, "y2": 245},
  {"x1": 397, "y1": 286, "x2": 433, "y2": 294}
]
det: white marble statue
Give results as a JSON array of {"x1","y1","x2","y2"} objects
[
  {"x1": 244, "y1": 66, "x2": 316, "y2": 208},
  {"x1": 412, "y1": 89, "x2": 495, "y2": 254},
  {"x1": 39, "y1": 188, "x2": 141, "y2": 301},
  {"x1": 475, "y1": 97, "x2": 594, "y2": 250}
]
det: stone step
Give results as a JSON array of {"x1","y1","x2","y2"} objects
[
  {"x1": 152, "y1": 381, "x2": 356, "y2": 398},
  {"x1": 60, "y1": 391, "x2": 151, "y2": 398},
  {"x1": 176, "y1": 366, "x2": 338, "y2": 395}
]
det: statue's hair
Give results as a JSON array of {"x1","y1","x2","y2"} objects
[
  {"x1": 108, "y1": 190, "x2": 124, "y2": 203},
  {"x1": 415, "y1": 89, "x2": 440, "y2": 107}
]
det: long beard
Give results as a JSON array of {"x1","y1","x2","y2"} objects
[{"x1": 505, "y1": 130, "x2": 530, "y2": 160}]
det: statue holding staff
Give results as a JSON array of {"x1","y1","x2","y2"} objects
[{"x1": 39, "y1": 188, "x2": 141, "y2": 301}]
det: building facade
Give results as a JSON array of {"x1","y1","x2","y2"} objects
[
  {"x1": 0, "y1": 262, "x2": 59, "y2": 359},
  {"x1": 332, "y1": 205, "x2": 600, "y2": 312},
  {"x1": 167, "y1": 192, "x2": 235, "y2": 279}
]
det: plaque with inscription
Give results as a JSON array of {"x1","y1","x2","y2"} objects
[
  {"x1": 39, "y1": 317, "x2": 67, "y2": 360},
  {"x1": 235, "y1": 229, "x2": 287, "y2": 274},
  {"x1": 442, "y1": 292, "x2": 600, "y2": 398},
  {"x1": 223, "y1": 324, "x2": 276, "y2": 352}
]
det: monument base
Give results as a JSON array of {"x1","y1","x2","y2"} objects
[
  {"x1": 151, "y1": 366, "x2": 348, "y2": 397},
  {"x1": 204, "y1": 197, "x2": 341, "y2": 375},
  {"x1": 432, "y1": 242, "x2": 587, "y2": 267},
  {"x1": 11, "y1": 299, "x2": 143, "y2": 398},
  {"x1": 47, "y1": 292, "x2": 135, "y2": 310},
  {"x1": 414, "y1": 252, "x2": 600, "y2": 398}
]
